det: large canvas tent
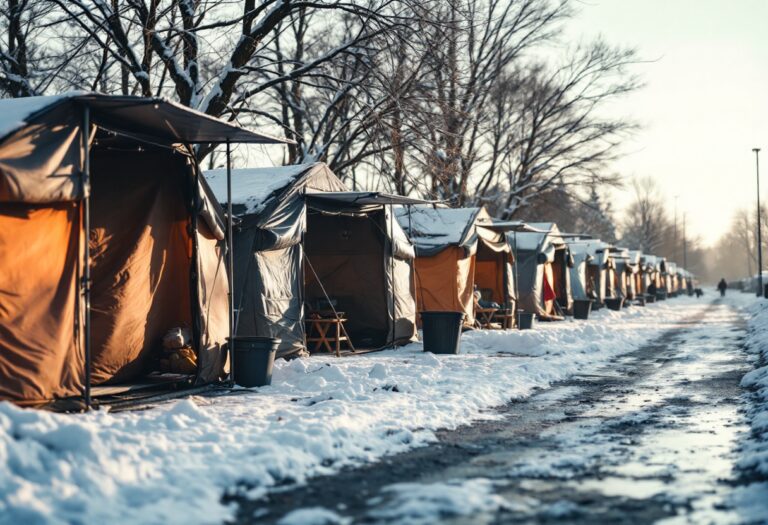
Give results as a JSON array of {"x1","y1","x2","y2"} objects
[
  {"x1": 205, "y1": 163, "x2": 419, "y2": 357},
  {"x1": 626, "y1": 250, "x2": 645, "y2": 302},
  {"x1": 566, "y1": 239, "x2": 614, "y2": 309},
  {"x1": 509, "y1": 222, "x2": 573, "y2": 319},
  {"x1": 613, "y1": 248, "x2": 640, "y2": 304},
  {"x1": 396, "y1": 206, "x2": 515, "y2": 327},
  {"x1": 641, "y1": 255, "x2": 667, "y2": 299},
  {"x1": 0, "y1": 93, "x2": 287, "y2": 406},
  {"x1": 666, "y1": 262, "x2": 678, "y2": 296}
]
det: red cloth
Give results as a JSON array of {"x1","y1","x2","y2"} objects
[{"x1": 543, "y1": 274, "x2": 557, "y2": 302}]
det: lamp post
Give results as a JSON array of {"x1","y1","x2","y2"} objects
[
  {"x1": 673, "y1": 195, "x2": 679, "y2": 264},
  {"x1": 755, "y1": 148, "x2": 763, "y2": 297},
  {"x1": 683, "y1": 212, "x2": 687, "y2": 270}
]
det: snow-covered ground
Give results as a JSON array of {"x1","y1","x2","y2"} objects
[
  {"x1": 0, "y1": 297, "x2": 712, "y2": 525},
  {"x1": 740, "y1": 296, "x2": 768, "y2": 479}
]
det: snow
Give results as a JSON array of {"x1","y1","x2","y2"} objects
[
  {"x1": 0, "y1": 93, "x2": 85, "y2": 140},
  {"x1": 277, "y1": 507, "x2": 349, "y2": 525},
  {"x1": 395, "y1": 206, "x2": 478, "y2": 248},
  {"x1": 568, "y1": 239, "x2": 611, "y2": 267},
  {"x1": 203, "y1": 164, "x2": 313, "y2": 215},
  {"x1": 740, "y1": 297, "x2": 768, "y2": 477},
  {"x1": 0, "y1": 298, "x2": 713, "y2": 524},
  {"x1": 368, "y1": 478, "x2": 509, "y2": 524}
]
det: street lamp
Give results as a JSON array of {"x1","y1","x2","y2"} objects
[
  {"x1": 683, "y1": 212, "x2": 687, "y2": 270},
  {"x1": 673, "y1": 195, "x2": 679, "y2": 264},
  {"x1": 755, "y1": 148, "x2": 763, "y2": 297}
]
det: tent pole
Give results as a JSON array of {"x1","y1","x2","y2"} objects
[
  {"x1": 513, "y1": 230, "x2": 519, "y2": 330},
  {"x1": 226, "y1": 140, "x2": 235, "y2": 385},
  {"x1": 82, "y1": 106, "x2": 92, "y2": 409},
  {"x1": 390, "y1": 204, "x2": 395, "y2": 346}
]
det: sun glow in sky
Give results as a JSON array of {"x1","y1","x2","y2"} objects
[{"x1": 569, "y1": 0, "x2": 768, "y2": 246}]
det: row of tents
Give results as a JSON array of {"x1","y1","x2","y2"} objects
[{"x1": 0, "y1": 93, "x2": 696, "y2": 407}]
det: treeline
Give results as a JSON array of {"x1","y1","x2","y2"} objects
[{"x1": 1, "y1": 0, "x2": 640, "y2": 218}]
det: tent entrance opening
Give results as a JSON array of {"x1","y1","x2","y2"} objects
[{"x1": 304, "y1": 210, "x2": 388, "y2": 350}]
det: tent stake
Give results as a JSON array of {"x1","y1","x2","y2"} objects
[
  {"x1": 82, "y1": 106, "x2": 92, "y2": 410},
  {"x1": 226, "y1": 140, "x2": 235, "y2": 385}
]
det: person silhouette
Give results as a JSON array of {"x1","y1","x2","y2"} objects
[{"x1": 717, "y1": 278, "x2": 727, "y2": 297}]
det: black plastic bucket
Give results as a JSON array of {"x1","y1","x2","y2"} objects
[
  {"x1": 517, "y1": 312, "x2": 535, "y2": 330},
  {"x1": 421, "y1": 311, "x2": 463, "y2": 354},
  {"x1": 230, "y1": 336, "x2": 280, "y2": 387},
  {"x1": 606, "y1": 298, "x2": 623, "y2": 311},
  {"x1": 646, "y1": 294, "x2": 656, "y2": 303},
  {"x1": 573, "y1": 300, "x2": 592, "y2": 320},
  {"x1": 656, "y1": 290, "x2": 667, "y2": 301}
]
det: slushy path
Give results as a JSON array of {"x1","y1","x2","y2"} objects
[{"x1": 238, "y1": 298, "x2": 763, "y2": 524}]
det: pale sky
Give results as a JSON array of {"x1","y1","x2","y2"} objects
[{"x1": 568, "y1": 0, "x2": 768, "y2": 246}]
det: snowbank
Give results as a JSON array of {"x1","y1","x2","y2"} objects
[
  {"x1": 739, "y1": 298, "x2": 768, "y2": 477},
  {"x1": 0, "y1": 298, "x2": 710, "y2": 524}
]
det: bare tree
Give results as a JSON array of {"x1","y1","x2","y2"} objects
[
  {"x1": 475, "y1": 40, "x2": 640, "y2": 216},
  {"x1": 0, "y1": 0, "x2": 76, "y2": 96},
  {"x1": 45, "y1": 0, "x2": 411, "y2": 158},
  {"x1": 620, "y1": 176, "x2": 672, "y2": 254}
]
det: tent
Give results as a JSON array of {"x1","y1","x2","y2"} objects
[
  {"x1": 680, "y1": 268, "x2": 695, "y2": 295},
  {"x1": 613, "y1": 248, "x2": 640, "y2": 303},
  {"x1": 566, "y1": 239, "x2": 614, "y2": 309},
  {"x1": 396, "y1": 206, "x2": 515, "y2": 328},
  {"x1": 666, "y1": 262, "x2": 679, "y2": 297},
  {"x1": 627, "y1": 250, "x2": 646, "y2": 302},
  {"x1": 0, "y1": 93, "x2": 287, "y2": 406},
  {"x1": 641, "y1": 255, "x2": 668, "y2": 300},
  {"x1": 509, "y1": 222, "x2": 572, "y2": 320},
  {"x1": 205, "y1": 163, "x2": 419, "y2": 356}
]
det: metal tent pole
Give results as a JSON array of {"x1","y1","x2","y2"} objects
[
  {"x1": 390, "y1": 204, "x2": 395, "y2": 346},
  {"x1": 513, "y1": 230, "x2": 520, "y2": 329},
  {"x1": 82, "y1": 106, "x2": 92, "y2": 409},
  {"x1": 755, "y1": 148, "x2": 763, "y2": 298},
  {"x1": 226, "y1": 140, "x2": 235, "y2": 383}
]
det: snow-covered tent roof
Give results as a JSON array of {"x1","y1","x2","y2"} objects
[
  {"x1": 508, "y1": 222, "x2": 566, "y2": 254},
  {"x1": 204, "y1": 164, "x2": 317, "y2": 215},
  {"x1": 396, "y1": 205, "x2": 509, "y2": 257},
  {"x1": 641, "y1": 254, "x2": 667, "y2": 273},
  {"x1": 613, "y1": 248, "x2": 640, "y2": 274},
  {"x1": 567, "y1": 239, "x2": 614, "y2": 268}
]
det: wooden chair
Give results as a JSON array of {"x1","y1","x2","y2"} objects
[{"x1": 306, "y1": 310, "x2": 355, "y2": 357}]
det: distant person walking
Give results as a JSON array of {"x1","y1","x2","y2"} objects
[{"x1": 717, "y1": 278, "x2": 728, "y2": 297}]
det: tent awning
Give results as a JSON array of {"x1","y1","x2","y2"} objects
[
  {"x1": 482, "y1": 221, "x2": 549, "y2": 233},
  {"x1": 0, "y1": 92, "x2": 292, "y2": 145},
  {"x1": 306, "y1": 191, "x2": 433, "y2": 206}
]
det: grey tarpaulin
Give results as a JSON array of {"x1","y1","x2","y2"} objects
[
  {"x1": 566, "y1": 239, "x2": 615, "y2": 307},
  {"x1": 508, "y1": 222, "x2": 573, "y2": 319},
  {"x1": 203, "y1": 163, "x2": 419, "y2": 357}
]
